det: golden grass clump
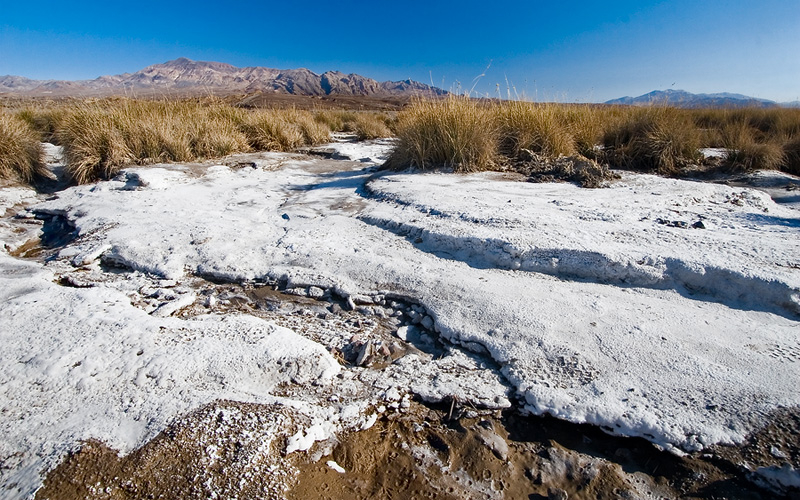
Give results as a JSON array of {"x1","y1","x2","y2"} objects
[
  {"x1": 285, "y1": 109, "x2": 331, "y2": 145},
  {"x1": 725, "y1": 141, "x2": 786, "y2": 172},
  {"x1": 352, "y1": 113, "x2": 393, "y2": 140},
  {"x1": 782, "y1": 137, "x2": 800, "y2": 175},
  {"x1": 564, "y1": 105, "x2": 606, "y2": 158},
  {"x1": 313, "y1": 110, "x2": 357, "y2": 132},
  {"x1": 241, "y1": 111, "x2": 305, "y2": 152},
  {"x1": 15, "y1": 106, "x2": 69, "y2": 143},
  {"x1": 0, "y1": 112, "x2": 48, "y2": 182},
  {"x1": 58, "y1": 105, "x2": 134, "y2": 184},
  {"x1": 242, "y1": 109, "x2": 329, "y2": 152},
  {"x1": 602, "y1": 107, "x2": 702, "y2": 175},
  {"x1": 719, "y1": 119, "x2": 785, "y2": 172},
  {"x1": 495, "y1": 101, "x2": 576, "y2": 159},
  {"x1": 386, "y1": 97, "x2": 498, "y2": 172},
  {"x1": 56, "y1": 100, "x2": 255, "y2": 183}
]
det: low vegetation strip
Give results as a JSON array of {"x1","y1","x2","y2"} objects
[
  {"x1": 4, "y1": 97, "x2": 800, "y2": 185},
  {"x1": 8, "y1": 99, "x2": 398, "y2": 184},
  {"x1": 386, "y1": 97, "x2": 800, "y2": 179}
]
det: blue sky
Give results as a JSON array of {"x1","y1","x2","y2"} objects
[{"x1": 1, "y1": 0, "x2": 798, "y2": 102}]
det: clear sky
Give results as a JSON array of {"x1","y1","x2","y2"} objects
[{"x1": 1, "y1": 0, "x2": 798, "y2": 103}]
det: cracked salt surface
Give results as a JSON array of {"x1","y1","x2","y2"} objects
[{"x1": 1, "y1": 137, "x2": 800, "y2": 496}]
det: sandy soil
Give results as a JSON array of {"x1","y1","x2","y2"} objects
[{"x1": 38, "y1": 396, "x2": 800, "y2": 499}]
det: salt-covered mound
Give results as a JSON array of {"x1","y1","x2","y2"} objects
[
  {"x1": 0, "y1": 251, "x2": 340, "y2": 497},
  {"x1": 21, "y1": 143, "x2": 800, "y2": 458}
]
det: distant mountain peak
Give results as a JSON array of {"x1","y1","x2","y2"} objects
[{"x1": 605, "y1": 89, "x2": 781, "y2": 109}]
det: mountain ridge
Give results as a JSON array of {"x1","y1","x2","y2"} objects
[
  {"x1": 605, "y1": 89, "x2": 798, "y2": 109},
  {"x1": 0, "y1": 57, "x2": 447, "y2": 98}
]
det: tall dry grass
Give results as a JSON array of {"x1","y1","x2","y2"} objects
[
  {"x1": 496, "y1": 101, "x2": 576, "y2": 158},
  {"x1": 313, "y1": 110, "x2": 394, "y2": 139},
  {"x1": 388, "y1": 98, "x2": 800, "y2": 179},
  {"x1": 601, "y1": 107, "x2": 702, "y2": 175},
  {"x1": 12, "y1": 97, "x2": 800, "y2": 186},
  {"x1": 11, "y1": 99, "x2": 342, "y2": 183},
  {"x1": 0, "y1": 111, "x2": 48, "y2": 182},
  {"x1": 386, "y1": 97, "x2": 498, "y2": 172}
]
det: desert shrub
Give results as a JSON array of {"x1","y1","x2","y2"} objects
[
  {"x1": 58, "y1": 106, "x2": 133, "y2": 183},
  {"x1": 352, "y1": 113, "x2": 393, "y2": 140},
  {"x1": 385, "y1": 97, "x2": 498, "y2": 172},
  {"x1": 782, "y1": 137, "x2": 800, "y2": 175},
  {"x1": 0, "y1": 112, "x2": 48, "y2": 182},
  {"x1": 284, "y1": 109, "x2": 330, "y2": 145},
  {"x1": 602, "y1": 107, "x2": 702, "y2": 175},
  {"x1": 242, "y1": 111, "x2": 304, "y2": 151},
  {"x1": 725, "y1": 141, "x2": 786, "y2": 172},
  {"x1": 313, "y1": 110, "x2": 357, "y2": 132},
  {"x1": 15, "y1": 106, "x2": 69, "y2": 143},
  {"x1": 495, "y1": 101, "x2": 575, "y2": 159}
]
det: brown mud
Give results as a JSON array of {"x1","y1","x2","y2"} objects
[{"x1": 38, "y1": 399, "x2": 800, "y2": 500}]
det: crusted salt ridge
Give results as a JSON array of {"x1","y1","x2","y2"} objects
[{"x1": 18, "y1": 139, "x2": 800, "y2": 457}]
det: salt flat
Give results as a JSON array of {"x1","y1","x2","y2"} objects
[{"x1": 1, "y1": 136, "x2": 798, "y2": 496}]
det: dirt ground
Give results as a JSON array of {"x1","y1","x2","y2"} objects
[{"x1": 37, "y1": 397, "x2": 800, "y2": 500}]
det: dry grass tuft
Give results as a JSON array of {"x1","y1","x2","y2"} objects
[
  {"x1": 0, "y1": 112, "x2": 48, "y2": 182},
  {"x1": 601, "y1": 107, "x2": 702, "y2": 175},
  {"x1": 58, "y1": 106, "x2": 134, "y2": 183},
  {"x1": 352, "y1": 113, "x2": 394, "y2": 140},
  {"x1": 386, "y1": 97, "x2": 498, "y2": 172},
  {"x1": 313, "y1": 110, "x2": 357, "y2": 132},
  {"x1": 21, "y1": 100, "x2": 336, "y2": 183},
  {"x1": 725, "y1": 141, "x2": 786, "y2": 172},
  {"x1": 783, "y1": 137, "x2": 800, "y2": 175},
  {"x1": 495, "y1": 101, "x2": 576, "y2": 159},
  {"x1": 15, "y1": 106, "x2": 69, "y2": 143}
]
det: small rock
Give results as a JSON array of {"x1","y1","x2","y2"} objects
[
  {"x1": 356, "y1": 342, "x2": 373, "y2": 366},
  {"x1": 692, "y1": 220, "x2": 706, "y2": 229},
  {"x1": 420, "y1": 315, "x2": 434, "y2": 330},
  {"x1": 307, "y1": 286, "x2": 325, "y2": 299},
  {"x1": 548, "y1": 487, "x2": 568, "y2": 500},
  {"x1": 351, "y1": 294, "x2": 374, "y2": 305},
  {"x1": 771, "y1": 445, "x2": 788, "y2": 459},
  {"x1": 284, "y1": 287, "x2": 307, "y2": 297},
  {"x1": 476, "y1": 427, "x2": 509, "y2": 461},
  {"x1": 326, "y1": 460, "x2": 346, "y2": 474},
  {"x1": 395, "y1": 326, "x2": 409, "y2": 341}
]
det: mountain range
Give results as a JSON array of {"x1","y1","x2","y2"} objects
[
  {"x1": 0, "y1": 57, "x2": 447, "y2": 98},
  {"x1": 605, "y1": 89, "x2": 799, "y2": 109}
]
